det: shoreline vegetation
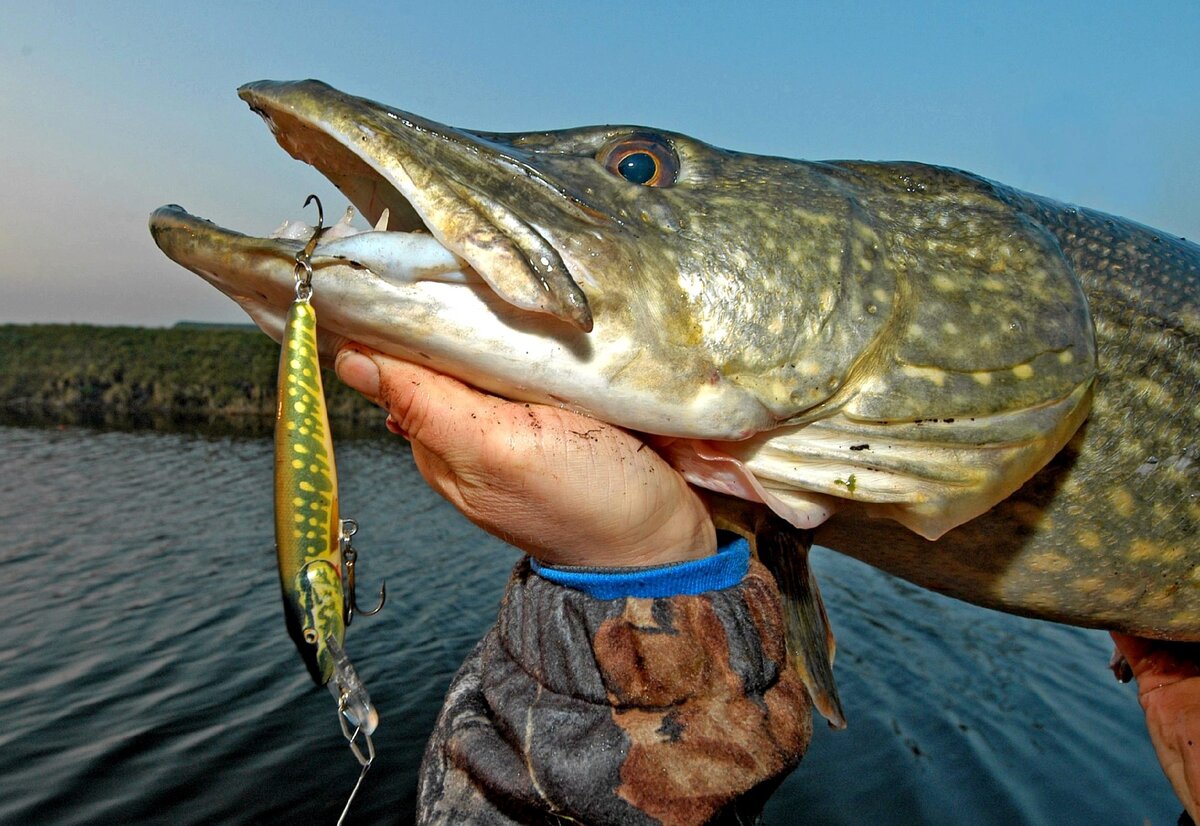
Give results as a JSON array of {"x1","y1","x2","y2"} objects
[{"x1": 0, "y1": 324, "x2": 383, "y2": 437}]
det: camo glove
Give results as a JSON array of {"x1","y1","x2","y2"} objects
[{"x1": 416, "y1": 538, "x2": 812, "y2": 825}]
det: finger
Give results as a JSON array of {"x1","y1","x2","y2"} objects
[
  {"x1": 371, "y1": 355, "x2": 510, "y2": 456},
  {"x1": 1111, "y1": 632, "x2": 1200, "y2": 692},
  {"x1": 336, "y1": 346, "x2": 495, "y2": 443},
  {"x1": 335, "y1": 345, "x2": 384, "y2": 406}
]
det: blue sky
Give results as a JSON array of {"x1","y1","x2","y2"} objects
[{"x1": 2, "y1": 1, "x2": 1197, "y2": 325}]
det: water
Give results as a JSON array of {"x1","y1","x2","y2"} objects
[{"x1": 0, "y1": 424, "x2": 1180, "y2": 824}]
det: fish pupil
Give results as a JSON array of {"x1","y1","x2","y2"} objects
[{"x1": 618, "y1": 152, "x2": 658, "y2": 184}]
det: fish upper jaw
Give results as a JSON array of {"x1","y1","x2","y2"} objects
[{"x1": 237, "y1": 79, "x2": 595, "y2": 332}]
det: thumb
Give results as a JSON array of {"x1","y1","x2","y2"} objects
[{"x1": 335, "y1": 347, "x2": 463, "y2": 444}]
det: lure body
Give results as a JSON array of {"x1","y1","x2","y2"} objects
[{"x1": 274, "y1": 297, "x2": 344, "y2": 685}]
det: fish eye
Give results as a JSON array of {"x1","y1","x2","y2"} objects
[{"x1": 599, "y1": 135, "x2": 679, "y2": 187}]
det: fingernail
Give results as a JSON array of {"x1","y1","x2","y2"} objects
[{"x1": 335, "y1": 350, "x2": 380, "y2": 398}]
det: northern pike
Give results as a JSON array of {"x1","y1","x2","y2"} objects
[{"x1": 150, "y1": 80, "x2": 1199, "y2": 723}]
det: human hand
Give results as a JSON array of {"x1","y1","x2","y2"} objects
[
  {"x1": 335, "y1": 346, "x2": 717, "y2": 569},
  {"x1": 1111, "y1": 632, "x2": 1200, "y2": 821}
]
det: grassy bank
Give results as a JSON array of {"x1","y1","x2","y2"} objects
[{"x1": 0, "y1": 324, "x2": 379, "y2": 429}]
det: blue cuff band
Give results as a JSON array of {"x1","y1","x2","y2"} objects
[{"x1": 529, "y1": 536, "x2": 750, "y2": 600}]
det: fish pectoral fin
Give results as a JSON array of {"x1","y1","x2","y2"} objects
[{"x1": 754, "y1": 513, "x2": 847, "y2": 730}]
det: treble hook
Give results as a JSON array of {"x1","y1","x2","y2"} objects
[
  {"x1": 340, "y1": 518, "x2": 387, "y2": 625},
  {"x1": 293, "y1": 194, "x2": 329, "y2": 300}
]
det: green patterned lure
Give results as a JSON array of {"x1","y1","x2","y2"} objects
[
  {"x1": 273, "y1": 199, "x2": 382, "y2": 822},
  {"x1": 274, "y1": 294, "x2": 346, "y2": 685}
]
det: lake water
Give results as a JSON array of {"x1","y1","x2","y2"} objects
[{"x1": 0, "y1": 424, "x2": 1180, "y2": 824}]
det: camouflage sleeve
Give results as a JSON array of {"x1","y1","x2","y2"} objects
[{"x1": 416, "y1": 541, "x2": 812, "y2": 825}]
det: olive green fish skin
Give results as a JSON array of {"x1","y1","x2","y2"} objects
[
  {"x1": 818, "y1": 166, "x2": 1200, "y2": 637},
  {"x1": 150, "y1": 81, "x2": 1199, "y2": 639}
]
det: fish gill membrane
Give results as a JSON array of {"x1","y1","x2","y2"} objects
[{"x1": 150, "y1": 79, "x2": 1200, "y2": 729}]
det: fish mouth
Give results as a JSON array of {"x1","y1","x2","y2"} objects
[
  {"x1": 151, "y1": 79, "x2": 600, "y2": 347},
  {"x1": 231, "y1": 78, "x2": 595, "y2": 332}
]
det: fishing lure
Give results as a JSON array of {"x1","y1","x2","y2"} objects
[{"x1": 275, "y1": 194, "x2": 385, "y2": 822}]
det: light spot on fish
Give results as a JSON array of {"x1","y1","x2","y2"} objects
[
  {"x1": 902, "y1": 365, "x2": 947, "y2": 387},
  {"x1": 872, "y1": 288, "x2": 890, "y2": 304},
  {"x1": 1105, "y1": 586, "x2": 1138, "y2": 606},
  {"x1": 299, "y1": 481, "x2": 315, "y2": 492},
  {"x1": 942, "y1": 321, "x2": 960, "y2": 335},
  {"x1": 1012, "y1": 364, "x2": 1035, "y2": 380},
  {"x1": 1029, "y1": 552, "x2": 1072, "y2": 573},
  {"x1": 291, "y1": 459, "x2": 304, "y2": 470},
  {"x1": 292, "y1": 529, "x2": 302, "y2": 539},
  {"x1": 292, "y1": 497, "x2": 304, "y2": 507},
  {"x1": 932, "y1": 274, "x2": 957, "y2": 292},
  {"x1": 1108, "y1": 488, "x2": 1136, "y2": 518},
  {"x1": 293, "y1": 401, "x2": 306, "y2": 413},
  {"x1": 1058, "y1": 350, "x2": 1074, "y2": 365},
  {"x1": 1078, "y1": 530, "x2": 1102, "y2": 550},
  {"x1": 1145, "y1": 590, "x2": 1174, "y2": 611},
  {"x1": 1074, "y1": 576, "x2": 1106, "y2": 594},
  {"x1": 983, "y1": 278, "x2": 1005, "y2": 292},
  {"x1": 293, "y1": 513, "x2": 305, "y2": 523},
  {"x1": 1162, "y1": 546, "x2": 1186, "y2": 564},
  {"x1": 294, "y1": 443, "x2": 309, "y2": 454},
  {"x1": 973, "y1": 372, "x2": 993, "y2": 386},
  {"x1": 1128, "y1": 539, "x2": 1159, "y2": 562}
]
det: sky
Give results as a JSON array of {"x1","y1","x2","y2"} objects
[{"x1": 1, "y1": 1, "x2": 1198, "y2": 326}]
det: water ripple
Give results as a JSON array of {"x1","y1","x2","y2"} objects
[{"x1": 0, "y1": 425, "x2": 1180, "y2": 825}]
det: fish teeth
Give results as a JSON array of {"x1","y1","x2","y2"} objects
[
  {"x1": 269, "y1": 218, "x2": 316, "y2": 241},
  {"x1": 374, "y1": 208, "x2": 390, "y2": 232},
  {"x1": 270, "y1": 204, "x2": 364, "y2": 242}
]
